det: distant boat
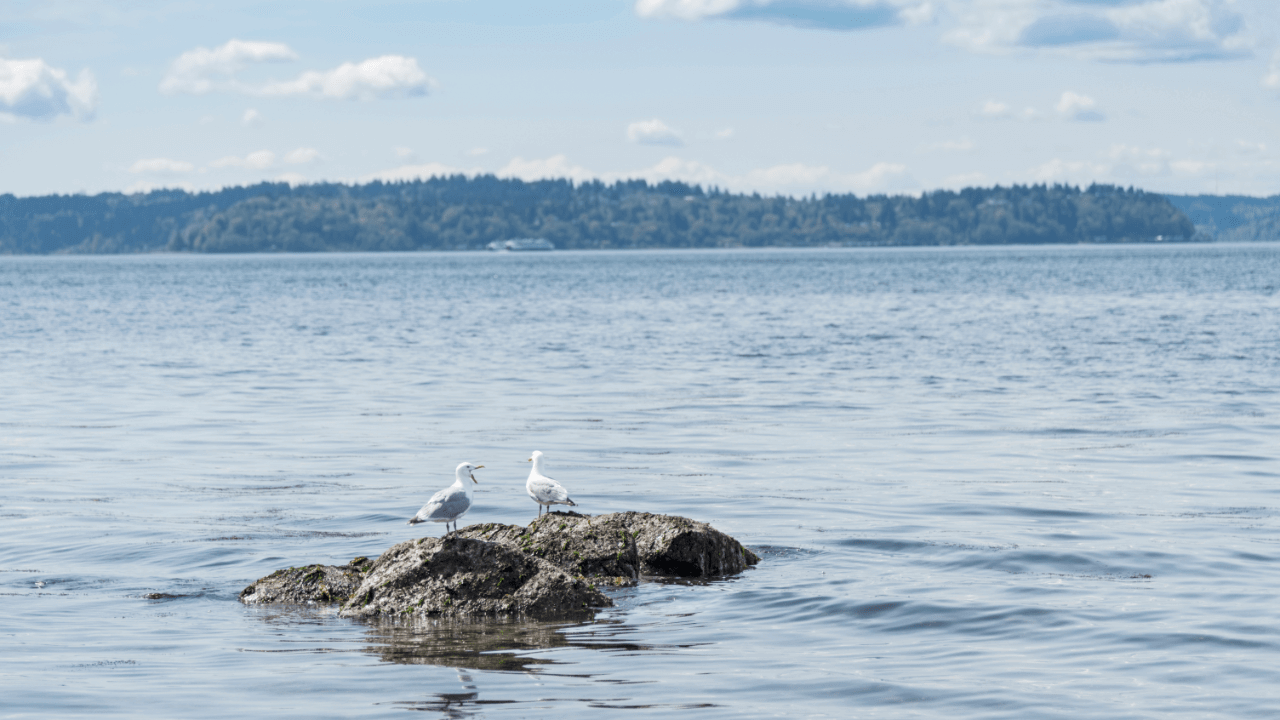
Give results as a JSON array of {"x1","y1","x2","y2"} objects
[{"x1": 487, "y1": 238, "x2": 555, "y2": 252}]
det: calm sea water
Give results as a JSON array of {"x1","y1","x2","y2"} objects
[{"x1": 2, "y1": 244, "x2": 1279, "y2": 719}]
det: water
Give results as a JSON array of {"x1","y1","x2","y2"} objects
[{"x1": 2, "y1": 244, "x2": 1278, "y2": 718}]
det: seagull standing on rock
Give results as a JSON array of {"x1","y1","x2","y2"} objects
[
  {"x1": 408, "y1": 462, "x2": 482, "y2": 533},
  {"x1": 526, "y1": 450, "x2": 576, "y2": 518}
]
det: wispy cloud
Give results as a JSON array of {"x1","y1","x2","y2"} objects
[
  {"x1": 1056, "y1": 91, "x2": 1104, "y2": 121},
  {"x1": 257, "y1": 56, "x2": 433, "y2": 100},
  {"x1": 635, "y1": 0, "x2": 934, "y2": 31},
  {"x1": 627, "y1": 118, "x2": 684, "y2": 146},
  {"x1": 211, "y1": 150, "x2": 276, "y2": 169},
  {"x1": 362, "y1": 153, "x2": 916, "y2": 196},
  {"x1": 160, "y1": 40, "x2": 433, "y2": 99},
  {"x1": 160, "y1": 40, "x2": 296, "y2": 95},
  {"x1": 944, "y1": 0, "x2": 1249, "y2": 63},
  {"x1": 128, "y1": 157, "x2": 195, "y2": 175},
  {"x1": 0, "y1": 56, "x2": 96, "y2": 121},
  {"x1": 283, "y1": 147, "x2": 321, "y2": 165},
  {"x1": 638, "y1": 0, "x2": 1250, "y2": 64}
]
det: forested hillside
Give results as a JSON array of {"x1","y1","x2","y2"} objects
[
  {"x1": 0, "y1": 177, "x2": 1196, "y2": 254},
  {"x1": 1165, "y1": 194, "x2": 1280, "y2": 242}
]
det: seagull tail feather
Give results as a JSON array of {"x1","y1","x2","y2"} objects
[{"x1": 565, "y1": 498, "x2": 577, "y2": 506}]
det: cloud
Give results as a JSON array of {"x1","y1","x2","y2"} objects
[
  {"x1": 0, "y1": 56, "x2": 96, "y2": 121},
  {"x1": 283, "y1": 147, "x2": 320, "y2": 165},
  {"x1": 1031, "y1": 144, "x2": 1219, "y2": 185},
  {"x1": 211, "y1": 150, "x2": 276, "y2": 169},
  {"x1": 635, "y1": 0, "x2": 935, "y2": 31},
  {"x1": 241, "y1": 108, "x2": 262, "y2": 127},
  {"x1": 1264, "y1": 50, "x2": 1280, "y2": 90},
  {"x1": 363, "y1": 162, "x2": 479, "y2": 183},
  {"x1": 498, "y1": 155, "x2": 598, "y2": 184},
  {"x1": 627, "y1": 118, "x2": 684, "y2": 146},
  {"x1": 160, "y1": 39, "x2": 296, "y2": 95},
  {"x1": 275, "y1": 172, "x2": 310, "y2": 186},
  {"x1": 1056, "y1": 90, "x2": 1104, "y2": 121},
  {"x1": 257, "y1": 56, "x2": 432, "y2": 99},
  {"x1": 945, "y1": 0, "x2": 1249, "y2": 63},
  {"x1": 128, "y1": 157, "x2": 195, "y2": 175},
  {"x1": 715, "y1": 126, "x2": 735, "y2": 139},
  {"x1": 160, "y1": 40, "x2": 432, "y2": 99},
  {"x1": 979, "y1": 99, "x2": 1041, "y2": 121}
]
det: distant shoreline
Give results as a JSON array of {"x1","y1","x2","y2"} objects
[{"x1": 3, "y1": 176, "x2": 1274, "y2": 255}]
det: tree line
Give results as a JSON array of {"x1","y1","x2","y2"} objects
[{"x1": 0, "y1": 176, "x2": 1197, "y2": 254}]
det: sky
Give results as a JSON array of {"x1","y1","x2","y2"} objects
[{"x1": 2, "y1": 0, "x2": 1279, "y2": 198}]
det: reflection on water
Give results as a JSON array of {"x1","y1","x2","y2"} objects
[{"x1": 363, "y1": 616, "x2": 580, "y2": 672}]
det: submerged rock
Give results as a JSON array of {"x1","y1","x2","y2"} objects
[
  {"x1": 239, "y1": 557, "x2": 373, "y2": 605},
  {"x1": 456, "y1": 511, "x2": 760, "y2": 585},
  {"x1": 338, "y1": 536, "x2": 611, "y2": 620}
]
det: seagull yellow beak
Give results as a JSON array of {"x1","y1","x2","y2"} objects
[
  {"x1": 526, "y1": 457, "x2": 532, "y2": 462},
  {"x1": 471, "y1": 465, "x2": 483, "y2": 483}
]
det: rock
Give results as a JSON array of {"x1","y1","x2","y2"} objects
[
  {"x1": 239, "y1": 557, "x2": 373, "y2": 605},
  {"x1": 338, "y1": 536, "x2": 611, "y2": 620},
  {"x1": 238, "y1": 512, "x2": 757, "y2": 616},
  {"x1": 456, "y1": 511, "x2": 760, "y2": 585}
]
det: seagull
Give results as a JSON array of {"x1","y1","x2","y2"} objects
[
  {"x1": 526, "y1": 450, "x2": 576, "y2": 518},
  {"x1": 408, "y1": 462, "x2": 482, "y2": 533}
]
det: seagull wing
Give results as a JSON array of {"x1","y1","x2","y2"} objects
[
  {"x1": 409, "y1": 486, "x2": 470, "y2": 525},
  {"x1": 528, "y1": 476, "x2": 572, "y2": 504}
]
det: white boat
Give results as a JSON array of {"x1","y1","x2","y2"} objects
[{"x1": 487, "y1": 238, "x2": 555, "y2": 252}]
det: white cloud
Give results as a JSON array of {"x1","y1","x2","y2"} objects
[
  {"x1": 241, "y1": 108, "x2": 261, "y2": 127},
  {"x1": 634, "y1": 156, "x2": 725, "y2": 186},
  {"x1": 258, "y1": 55, "x2": 433, "y2": 100},
  {"x1": 638, "y1": 1, "x2": 1250, "y2": 63},
  {"x1": 363, "y1": 153, "x2": 913, "y2": 196},
  {"x1": 627, "y1": 118, "x2": 684, "y2": 146},
  {"x1": 0, "y1": 56, "x2": 96, "y2": 121},
  {"x1": 1056, "y1": 90, "x2": 1104, "y2": 121},
  {"x1": 363, "y1": 162, "x2": 478, "y2": 183},
  {"x1": 944, "y1": 0, "x2": 1248, "y2": 63},
  {"x1": 160, "y1": 39, "x2": 296, "y2": 95},
  {"x1": 128, "y1": 157, "x2": 195, "y2": 175},
  {"x1": 943, "y1": 172, "x2": 990, "y2": 188},
  {"x1": 635, "y1": 0, "x2": 936, "y2": 31},
  {"x1": 160, "y1": 41, "x2": 432, "y2": 99},
  {"x1": 715, "y1": 126, "x2": 735, "y2": 139},
  {"x1": 979, "y1": 99, "x2": 1041, "y2": 121},
  {"x1": 283, "y1": 147, "x2": 320, "y2": 165},
  {"x1": 1032, "y1": 157, "x2": 1109, "y2": 183},
  {"x1": 395, "y1": 146, "x2": 416, "y2": 160},
  {"x1": 211, "y1": 150, "x2": 276, "y2": 169},
  {"x1": 275, "y1": 172, "x2": 310, "y2": 186},
  {"x1": 1264, "y1": 50, "x2": 1280, "y2": 90},
  {"x1": 498, "y1": 155, "x2": 598, "y2": 183},
  {"x1": 467, "y1": 147, "x2": 490, "y2": 156}
]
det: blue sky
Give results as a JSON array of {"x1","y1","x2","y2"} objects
[{"x1": 2, "y1": 0, "x2": 1278, "y2": 197}]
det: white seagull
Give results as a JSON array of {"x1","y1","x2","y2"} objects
[
  {"x1": 526, "y1": 450, "x2": 577, "y2": 518},
  {"x1": 408, "y1": 462, "x2": 483, "y2": 533}
]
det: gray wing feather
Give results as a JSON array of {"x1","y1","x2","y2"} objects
[
  {"x1": 409, "y1": 487, "x2": 470, "y2": 524},
  {"x1": 529, "y1": 477, "x2": 572, "y2": 504}
]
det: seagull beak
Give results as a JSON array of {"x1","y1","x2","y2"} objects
[
  {"x1": 526, "y1": 457, "x2": 532, "y2": 462},
  {"x1": 471, "y1": 465, "x2": 482, "y2": 483}
]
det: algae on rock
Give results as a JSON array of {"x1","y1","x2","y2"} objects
[
  {"x1": 338, "y1": 536, "x2": 611, "y2": 620},
  {"x1": 240, "y1": 557, "x2": 373, "y2": 605},
  {"x1": 456, "y1": 511, "x2": 760, "y2": 586}
]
